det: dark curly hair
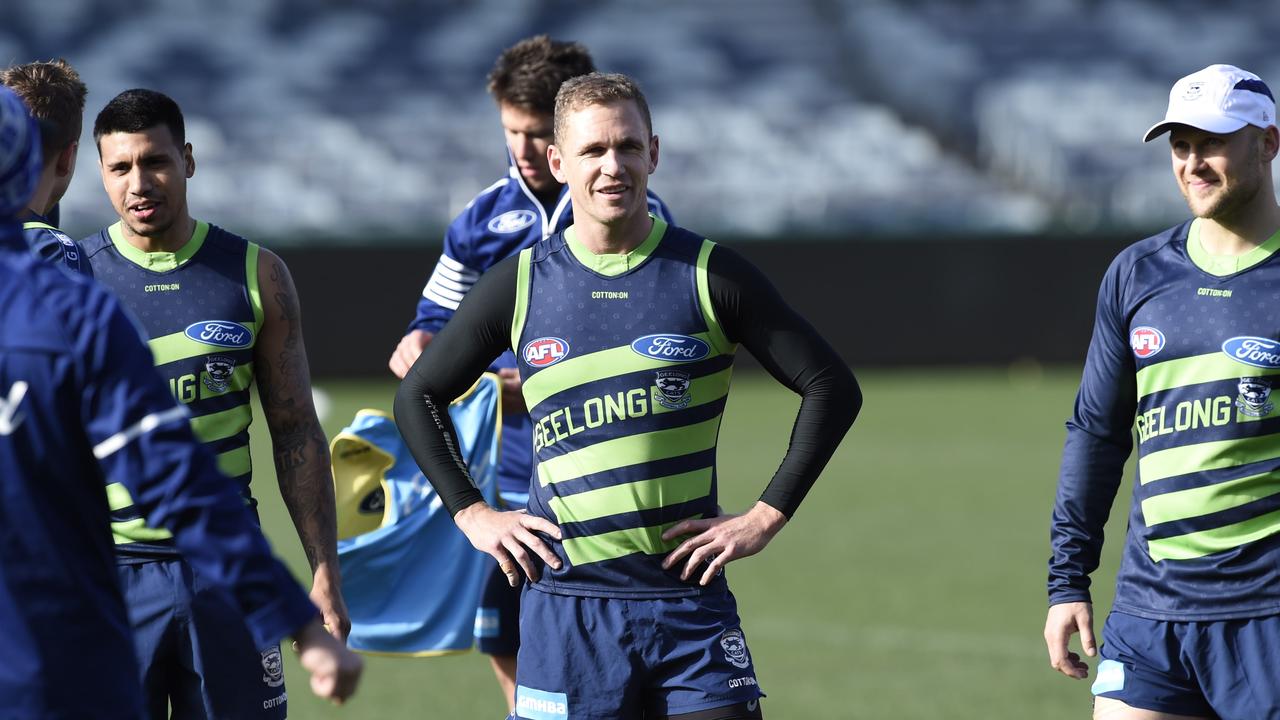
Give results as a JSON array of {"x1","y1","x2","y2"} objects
[{"x1": 487, "y1": 35, "x2": 595, "y2": 116}]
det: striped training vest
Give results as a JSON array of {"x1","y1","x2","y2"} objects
[
  {"x1": 514, "y1": 217, "x2": 737, "y2": 598},
  {"x1": 84, "y1": 221, "x2": 261, "y2": 557},
  {"x1": 1112, "y1": 218, "x2": 1280, "y2": 618}
]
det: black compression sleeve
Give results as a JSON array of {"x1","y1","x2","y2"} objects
[
  {"x1": 394, "y1": 254, "x2": 518, "y2": 516},
  {"x1": 708, "y1": 244, "x2": 860, "y2": 518}
]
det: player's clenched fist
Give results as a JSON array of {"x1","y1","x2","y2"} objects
[{"x1": 294, "y1": 617, "x2": 364, "y2": 704}]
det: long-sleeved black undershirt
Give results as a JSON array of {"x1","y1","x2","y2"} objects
[{"x1": 393, "y1": 241, "x2": 861, "y2": 520}]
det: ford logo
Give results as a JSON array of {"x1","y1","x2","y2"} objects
[
  {"x1": 185, "y1": 321, "x2": 254, "y2": 349},
  {"x1": 488, "y1": 209, "x2": 538, "y2": 234},
  {"x1": 630, "y1": 334, "x2": 710, "y2": 363},
  {"x1": 1222, "y1": 336, "x2": 1280, "y2": 369}
]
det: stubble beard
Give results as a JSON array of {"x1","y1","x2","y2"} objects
[
  {"x1": 1185, "y1": 166, "x2": 1263, "y2": 222},
  {"x1": 123, "y1": 212, "x2": 175, "y2": 241}
]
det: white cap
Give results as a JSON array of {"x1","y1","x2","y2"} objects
[{"x1": 1143, "y1": 64, "x2": 1276, "y2": 142}]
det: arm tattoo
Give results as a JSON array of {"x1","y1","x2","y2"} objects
[{"x1": 258, "y1": 256, "x2": 339, "y2": 572}]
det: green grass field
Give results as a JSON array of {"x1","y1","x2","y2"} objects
[{"x1": 251, "y1": 367, "x2": 1130, "y2": 719}]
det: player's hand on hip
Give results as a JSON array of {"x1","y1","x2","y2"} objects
[
  {"x1": 661, "y1": 501, "x2": 788, "y2": 586},
  {"x1": 497, "y1": 367, "x2": 527, "y2": 415},
  {"x1": 293, "y1": 617, "x2": 363, "y2": 705},
  {"x1": 388, "y1": 330, "x2": 434, "y2": 379},
  {"x1": 1044, "y1": 601, "x2": 1095, "y2": 679},
  {"x1": 454, "y1": 502, "x2": 562, "y2": 586},
  {"x1": 309, "y1": 564, "x2": 352, "y2": 642}
]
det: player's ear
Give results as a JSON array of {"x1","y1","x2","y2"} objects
[
  {"x1": 183, "y1": 143, "x2": 195, "y2": 178},
  {"x1": 548, "y1": 143, "x2": 566, "y2": 184},
  {"x1": 648, "y1": 134, "x2": 659, "y2": 174},
  {"x1": 1260, "y1": 125, "x2": 1279, "y2": 163},
  {"x1": 55, "y1": 141, "x2": 77, "y2": 177}
]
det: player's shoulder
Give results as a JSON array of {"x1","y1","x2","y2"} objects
[
  {"x1": 1107, "y1": 221, "x2": 1189, "y2": 278},
  {"x1": 662, "y1": 219, "x2": 707, "y2": 244},
  {"x1": 448, "y1": 173, "x2": 543, "y2": 263},
  {"x1": 0, "y1": 249, "x2": 102, "y2": 352},
  {"x1": 456, "y1": 174, "x2": 516, "y2": 221},
  {"x1": 200, "y1": 221, "x2": 253, "y2": 255},
  {"x1": 653, "y1": 219, "x2": 715, "y2": 262},
  {"x1": 23, "y1": 222, "x2": 68, "y2": 255},
  {"x1": 78, "y1": 225, "x2": 115, "y2": 257}
]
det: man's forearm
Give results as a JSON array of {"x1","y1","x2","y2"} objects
[{"x1": 271, "y1": 413, "x2": 340, "y2": 571}]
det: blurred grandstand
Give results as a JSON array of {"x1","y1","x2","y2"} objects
[{"x1": 6, "y1": 0, "x2": 1280, "y2": 242}]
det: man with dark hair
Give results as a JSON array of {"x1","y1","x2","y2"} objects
[
  {"x1": 1, "y1": 58, "x2": 91, "y2": 275},
  {"x1": 81, "y1": 88, "x2": 350, "y2": 720},
  {"x1": 388, "y1": 35, "x2": 673, "y2": 712},
  {"x1": 0, "y1": 83, "x2": 362, "y2": 720},
  {"x1": 396, "y1": 72, "x2": 859, "y2": 720}
]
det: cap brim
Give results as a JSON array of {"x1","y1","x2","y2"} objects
[{"x1": 1143, "y1": 114, "x2": 1249, "y2": 142}]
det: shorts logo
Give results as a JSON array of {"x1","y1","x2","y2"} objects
[
  {"x1": 720, "y1": 628, "x2": 751, "y2": 669},
  {"x1": 1130, "y1": 326, "x2": 1165, "y2": 359},
  {"x1": 1237, "y1": 376, "x2": 1274, "y2": 417},
  {"x1": 630, "y1": 334, "x2": 710, "y2": 363},
  {"x1": 203, "y1": 355, "x2": 236, "y2": 393},
  {"x1": 654, "y1": 370, "x2": 692, "y2": 410},
  {"x1": 185, "y1": 320, "x2": 253, "y2": 349},
  {"x1": 488, "y1": 209, "x2": 538, "y2": 234},
  {"x1": 523, "y1": 337, "x2": 570, "y2": 368},
  {"x1": 1222, "y1": 336, "x2": 1280, "y2": 369},
  {"x1": 260, "y1": 646, "x2": 285, "y2": 688},
  {"x1": 474, "y1": 607, "x2": 500, "y2": 638},
  {"x1": 515, "y1": 685, "x2": 569, "y2": 720},
  {"x1": 1091, "y1": 659, "x2": 1125, "y2": 695}
]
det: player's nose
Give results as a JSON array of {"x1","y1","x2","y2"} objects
[
  {"x1": 513, "y1": 135, "x2": 538, "y2": 161},
  {"x1": 600, "y1": 149, "x2": 623, "y2": 176}
]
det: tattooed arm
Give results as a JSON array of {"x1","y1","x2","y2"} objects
[{"x1": 254, "y1": 248, "x2": 350, "y2": 641}]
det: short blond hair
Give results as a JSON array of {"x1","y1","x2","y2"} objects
[{"x1": 553, "y1": 72, "x2": 652, "y2": 147}]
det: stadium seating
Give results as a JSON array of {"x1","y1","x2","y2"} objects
[{"x1": 7, "y1": 0, "x2": 1280, "y2": 240}]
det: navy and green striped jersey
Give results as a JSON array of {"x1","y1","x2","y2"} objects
[
  {"x1": 1051, "y1": 218, "x2": 1280, "y2": 620},
  {"x1": 0, "y1": 224, "x2": 313, "y2": 718},
  {"x1": 406, "y1": 156, "x2": 672, "y2": 500},
  {"x1": 514, "y1": 219, "x2": 736, "y2": 598},
  {"x1": 82, "y1": 221, "x2": 262, "y2": 557}
]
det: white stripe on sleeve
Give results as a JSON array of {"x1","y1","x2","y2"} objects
[
  {"x1": 437, "y1": 254, "x2": 481, "y2": 278},
  {"x1": 93, "y1": 404, "x2": 190, "y2": 460},
  {"x1": 421, "y1": 254, "x2": 480, "y2": 310}
]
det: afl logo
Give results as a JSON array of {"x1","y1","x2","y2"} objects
[
  {"x1": 523, "y1": 337, "x2": 569, "y2": 367},
  {"x1": 488, "y1": 209, "x2": 537, "y2": 234},
  {"x1": 1130, "y1": 326, "x2": 1165, "y2": 359},
  {"x1": 1222, "y1": 336, "x2": 1280, "y2": 369},
  {"x1": 630, "y1": 334, "x2": 710, "y2": 362},
  {"x1": 185, "y1": 321, "x2": 253, "y2": 349}
]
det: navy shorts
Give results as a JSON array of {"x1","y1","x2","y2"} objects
[
  {"x1": 118, "y1": 558, "x2": 288, "y2": 719},
  {"x1": 514, "y1": 586, "x2": 764, "y2": 719},
  {"x1": 475, "y1": 490, "x2": 527, "y2": 656},
  {"x1": 476, "y1": 560, "x2": 522, "y2": 655},
  {"x1": 1094, "y1": 610, "x2": 1280, "y2": 719}
]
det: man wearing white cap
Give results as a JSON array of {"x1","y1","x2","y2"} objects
[{"x1": 1045, "y1": 63, "x2": 1280, "y2": 719}]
